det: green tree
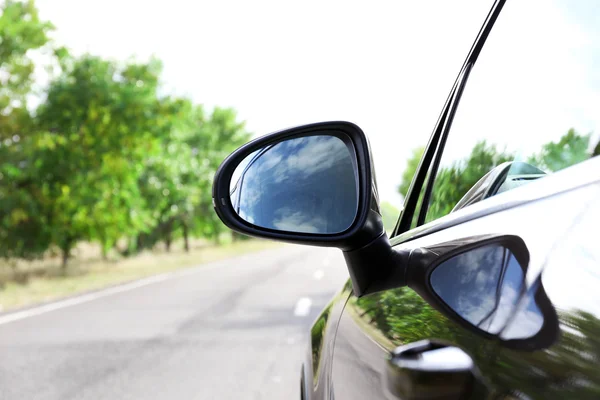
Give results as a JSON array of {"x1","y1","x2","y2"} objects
[
  {"x1": 135, "y1": 99, "x2": 203, "y2": 253},
  {"x1": 398, "y1": 141, "x2": 512, "y2": 226},
  {"x1": 133, "y1": 103, "x2": 250, "y2": 252},
  {"x1": 427, "y1": 141, "x2": 512, "y2": 222},
  {"x1": 33, "y1": 55, "x2": 167, "y2": 266},
  {"x1": 0, "y1": 0, "x2": 55, "y2": 262},
  {"x1": 400, "y1": 130, "x2": 593, "y2": 227},
  {"x1": 188, "y1": 107, "x2": 250, "y2": 244},
  {"x1": 528, "y1": 128, "x2": 590, "y2": 172},
  {"x1": 0, "y1": 0, "x2": 251, "y2": 268},
  {"x1": 0, "y1": 0, "x2": 53, "y2": 140},
  {"x1": 0, "y1": 134, "x2": 52, "y2": 262}
]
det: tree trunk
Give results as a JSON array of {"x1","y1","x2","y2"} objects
[
  {"x1": 101, "y1": 241, "x2": 109, "y2": 260},
  {"x1": 60, "y1": 236, "x2": 75, "y2": 272},
  {"x1": 136, "y1": 234, "x2": 144, "y2": 253},
  {"x1": 61, "y1": 245, "x2": 70, "y2": 271},
  {"x1": 182, "y1": 221, "x2": 190, "y2": 252},
  {"x1": 164, "y1": 228, "x2": 172, "y2": 252},
  {"x1": 162, "y1": 217, "x2": 175, "y2": 252}
]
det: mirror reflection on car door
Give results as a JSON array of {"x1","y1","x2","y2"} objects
[
  {"x1": 430, "y1": 244, "x2": 525, "y2": 335},
  {"x1": 427, "y1": 239, "x2": 557, "y2": 347}
]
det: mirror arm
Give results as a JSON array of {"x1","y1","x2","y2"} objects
[{"x1": 343, "y1": 232, "x2": 409, "y2": 297}]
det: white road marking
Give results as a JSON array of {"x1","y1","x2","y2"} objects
[
  {"x1": 272, "y1": 376, "x2": 282, "y2": 383},
  {"x1": 293, "y1": 297, "x2": 312, "y2": 317},
  {"x1": 0, "y1": 248, "x2": 281, "y2": 326},
  {"x1": 0, "y1": 274, "x2": 170, "y2": 326},
  {"x1": 313, "y1": 269, "x2": 324, "y2": 280},
  {"x1": 323, "y1": 258, "x2": 330, "y2": 267}
]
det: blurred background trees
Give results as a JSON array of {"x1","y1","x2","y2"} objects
[
  {"x1": 1, "y1": 0, "x2": 596, "y2": 271},
  {"x1": 0, "y1": 0, "x2": 250, "y2": 269},
  {"x1": 398, "y1": 129, "x2": 594, "y2": 224}
]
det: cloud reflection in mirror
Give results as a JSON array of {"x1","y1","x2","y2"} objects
[
  {"x1": 229, "y1": 134, "x2": 358, "y2": 234},
  {"x1": 430, "y1": 245, "x2": 535, "y2": 336}
]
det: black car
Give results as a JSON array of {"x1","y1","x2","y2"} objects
[{"x1": 214, "y1": 0, "x2": 600, "y2": 398}]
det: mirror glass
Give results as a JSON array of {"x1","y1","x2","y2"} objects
[
  {"x1": 499, "y1": 281, "x2": 544, "y2": 340},
  {"x1": 429, "y1": 244, "x2": 525, "y2": 334},
  {"x1": 229, "y1": 134, "x2": 358, "y2": 234}
]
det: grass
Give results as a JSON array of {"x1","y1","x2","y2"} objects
[{"x1": 0, "y1": 239, "x2": 279, "y2": 312}]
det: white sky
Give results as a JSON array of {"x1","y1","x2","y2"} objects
[
  {"x1": 442, "y1": 0, "x2": 600, "y2": 170},
  {"x1": 33, "y1": 0, "x2": 599, "y2": 209},
  {"x1": 35, "y1": 0, "x2": 494, "y2": 208}
]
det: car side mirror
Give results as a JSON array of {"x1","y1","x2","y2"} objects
[
  {"x1": 214, "y1": 121, "x2": 372, "y2": 242},
  {"x1": 385, "y1": 235, "x2": 559, "y2": 400},
  {"x1": 213, "y1": 121, "x2": 395, "y2": 296},
  {"x1": 407, "y1": 234, "x2": 559, "y2": 350}
]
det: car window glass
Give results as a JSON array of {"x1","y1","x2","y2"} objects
[
  {"x1": 409, "y1": 175, "x2": 428, "y2": 230},
  {"x1": 424, "y1": 0, "x2": 600, "y2": 223}
]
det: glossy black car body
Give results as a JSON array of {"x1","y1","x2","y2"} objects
[{"x1": 214, "y1": 0, "x2": 600, "y2": 398}]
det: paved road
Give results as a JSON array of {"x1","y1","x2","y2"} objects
[{"x1": 0, "y1": 245, "x2": 349, "y2": 400}]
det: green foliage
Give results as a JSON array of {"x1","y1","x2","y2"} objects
[
  {"x1": 528, "y1": 128, "x2": 590, "y2": 172},
  {"x1": 188, "y1": 107, "x2": 250, "y2": 242},
  {"x1": 0, "y1": 0, "x2": 53, "y2": 119},
  {"x1": 356, "y1": 287, "x2": 461, "y2": 344},
  {"x1": 354, "y1": 288, "x2": 600, "y2": 398},
  {"x1": 0, "y1": 0, "x2": 54, "y2": 260},
  {"x1": 426, "y1": 141, "x2": 512, "y2": 222},
  {"x1": 398, "y1": 130, "x2": 592, "y2": 227},
  {"x1": 0, "y1": 1, "x2": 250, "y2": 267},
  {"x1": 28, "y1": 55, "x2": 169, "y2": 262}
]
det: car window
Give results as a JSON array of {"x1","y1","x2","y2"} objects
[{"x1": 424, "y1": 0, "x2": 600, "y2": 224}]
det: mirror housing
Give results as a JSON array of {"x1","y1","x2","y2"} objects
[
  {"x1": 213, "y1": 121, "x2": 383, "y2": 249},
  {"x1": 213, "y1": 121, "x2": 393, "y2": 296},
  {"x1": 406, "y1": 234, "x2": 559, "y2": 350}
]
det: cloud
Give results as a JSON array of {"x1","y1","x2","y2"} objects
[
  {"x1": 272, "y1": 209, "x2": 327, "y2": 233},
  {"x1": 434, "y1": 245, "x2": 528, "y2": 335},
  {"x1": 271, "y1": 135, "x2": 352, "y2": 183},
  {"x1": 459, "y1": 284, "x2": 520, "y2": 334},
  {"x1": 499, "y1": 289, "x2": 544, "y2": 340},
  {"x1": 233, "y1": 134, "x2": 357, "y2": 231}
]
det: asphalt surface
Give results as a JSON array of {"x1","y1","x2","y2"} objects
[{"x1": 0, "y1": 245, "x2": 349, "y2": 400}]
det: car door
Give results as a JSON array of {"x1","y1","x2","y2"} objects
[{"x1": 332, "y1": 0, "x2": 600, "y2": 398}]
